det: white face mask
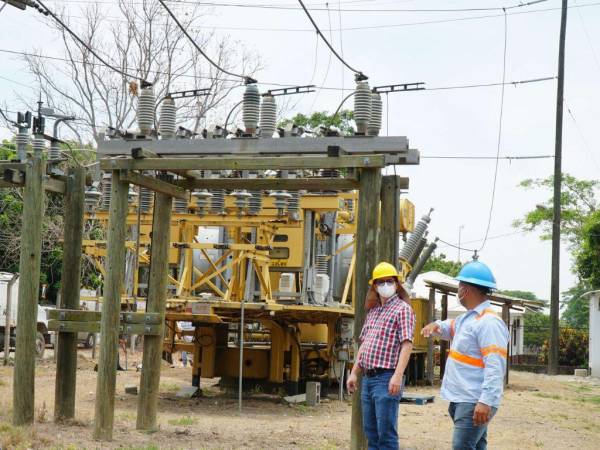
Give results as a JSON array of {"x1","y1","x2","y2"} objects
[{"x1": 377, "y1": 282, "x2": 396, "y2": 299}]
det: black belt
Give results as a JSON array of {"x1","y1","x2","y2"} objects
[{"x1": 364, "y1": 368, "x2": 395, "y2": 378}]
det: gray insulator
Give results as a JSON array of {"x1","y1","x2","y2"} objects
[
  {"x1": 232, "y1": 190, "x2": 252, "y2": 213},
  {"x1": 127, "y1": 186, "x2": 139, "y2": 205},
  {"x1": 139, "y1": 187, "x2": 153, "y2": 213},
  {"x1": 84, "y1": 185, "x2": 102, "y2": 212},
  {"x1": 399, "y1": 208, "x2": 433, "y2": 262},
  {"x1": 260, "y1": 95, "x2": 277, "y2": 138},
  {"x1": 247, "y1": 190, "x2": 262, "y2": 215},
  {"x1": 321, "y1": 168, "x2": 340, "y2": 178},
  {"x1": 15, "y1": 128, "x2": 29, "y2": 161},
  {"x1": 100, "y1": 173, "x2": 112, "y2": 210},
  {"x1": 210, "y1": 189, "x2": 226, "y2": 215},
  {"x1": 407, "y1": 239, "x2": 438, "y2": 286},
  {"x1": 173, "y1": 195, "x2": 189, "y2": 214},
  {"x1": 49, "y1": 143, "x2": 61, "y2": 161},
  {"x1": 316, "y1": 254, "x2": 329, "y2": 275},
  {"x1": 270, "y1": 190, "x2": 292, "y2": 216},
  {"x1": 243, "y1": 84, "x2": 260, "y2": 133},
  {"x1": 137, "y1": 87, "x2": 155, "y2": 135},
  {"x1": 159, "y1": 97, "x2": 177, "y2": 138},
  {"x1": 407, "y1": 235, "x2": 428, "y2": 267},
  {"x1": 287, "y1": 191, "x2": 301, "y2": 220},
  {"x1": 354, "y1": 81, "x2": 372, "y2": 135},
  {"x1": 32, "y1": 136, "x2": 45, "y2": 155},
  {"x1": 192, "y1": 189, "x2": 213, "y2": 216},
  {"x1": 368, "y1": 92, "x2": 383, "y2": 136}
]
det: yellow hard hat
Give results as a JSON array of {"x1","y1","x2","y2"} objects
[{"x1": 369, "y1": 262, "x2": 400, "y2": 285}]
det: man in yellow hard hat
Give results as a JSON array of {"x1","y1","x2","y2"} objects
[{"x1": 346, "y1": 261, "x2": 416, "y2": 450}]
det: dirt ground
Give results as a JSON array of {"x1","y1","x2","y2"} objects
[{"x1": 0, "y1": 350, "x2": 599, "y2": 449}]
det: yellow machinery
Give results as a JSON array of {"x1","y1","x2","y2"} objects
[{"x1": 82, "y1": 181, "x2": 431, "y2": 393}]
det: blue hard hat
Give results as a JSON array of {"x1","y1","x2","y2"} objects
[{"x1": 455, "y1": 260, "x2": 497, "y2": 289}]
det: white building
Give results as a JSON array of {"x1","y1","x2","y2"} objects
[
  {"x1": 588, "y1": 291, "x2": 600, "y2": 378},
  {"x1": 411, "y1": 271, "x2": 526, "y2": 356}
]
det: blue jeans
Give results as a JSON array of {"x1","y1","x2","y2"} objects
[
  {"x1": 448, "y1": 402, "x2": 497, "y2": 450},
  {"x1": 361, "y1": 371, "x2": 404, "y2": 450}
]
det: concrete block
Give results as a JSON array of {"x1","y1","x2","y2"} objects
[
  {"x1": 284, "y1": 393, "x2": 306, "y2": 404},
  {"x1": 306, "y1": 381, "x2": 321, "y2": 406},
  {"x1": 124, "y1": 385, "x2": 138, "y2": 395},
  {"x1": 574, "y1": 368, "x2": 588, "y2": 377}
]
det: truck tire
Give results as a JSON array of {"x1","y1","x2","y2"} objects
[{"x1": 35, "y1": 332, "x2": 45, "y2": 359}]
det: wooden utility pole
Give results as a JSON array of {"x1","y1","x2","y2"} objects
[
  {"x1": 94, "y1": 170, "x2": 129, "y2": 440},
  {"x1": 13, "y1": 155, "x2": 44, "y2": 426},
  {"x1": 549, "y1": 0, "x2": 568, "y2": 376},
  {"x1": 54, "y1": 167, "x2": 85, "y2": 421},
  {"x1": 379, "y1": 175, "x2": 401, "y2": 266},
  {"x1": 351, "y1": 168, "x2": 381, "y2": 450},
  {"x1": 137, "y1": 190, "x2": 173, "y2": 430}
]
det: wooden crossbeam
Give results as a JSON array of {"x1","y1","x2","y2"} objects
[
  {"x1": 175, "y1": 177, "x2": 360, "y2": 191},
  {"x1": 120, "y1": 170, "x2": 188, "y2": 200},
  {"x1": 47, "y1": 309, "x2": 161, "y2": 325},
  {"x1": 48, "y1": 320, "x2": 162, "y2": 335},
  {"x1": 100, "y1": 154, "x2": 386, "y2": 171}
]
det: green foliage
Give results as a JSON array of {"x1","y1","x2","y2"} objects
[
  {"x1": 541, "y1": 327, "x2": 588, "y2": 367},
  {"x1": 278, "y1": 110, "x2": 355, "y2": 135},
  {"x1": 522, "y1": 312, "x2": 551, "y2": 347},
  {"x1": 514, "y1": 174, "x2": 598, "y2": 247},
  {"x1": 561, "y1": 283, "x2": 590, "y2": 329},
  {"x1": 421, "y1": 252, "x2": 462, "y2": 277},
  {"x1": 575, "y1": 209, "x2": 600, "y2": 288}
]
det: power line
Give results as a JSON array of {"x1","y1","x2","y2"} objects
[
  {"x1": 437, "y1": 230, "x2": 529, "y2": 251},
  {"x1": 480, "y1": 8, "x2": 509, "y2": 253},
  {"x1": 296, "y1": 0, "x2": 366, "y2": 79},
  {"x1": 574, "y1": 0, "x2": 600, "y2": 76},
  {"x1": 35, "y1": 0, "x2": 146, "y2": 83},
  {"x1": 309, "y1": 4, "x2": 334, "y2": 111},
  {"x1": 157, "y1": 0, "x2": 255, "y2": 84},
  {"x1": 563, "y1": 98, "x2": 600, "y2": 171}
]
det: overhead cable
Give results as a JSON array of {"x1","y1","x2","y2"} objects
[
  {"x1": 479, "y1": 9, "x2": 509, "y2": 253},
  {"x1": 157, "y1": 0, "x2": 255, "y2": 84},
  {"x1": 296, "y1": 0, "x2": 366, "y2": 80},
  {"x1": 35, "y1": 0, "x2": 148, "y2": 83}
]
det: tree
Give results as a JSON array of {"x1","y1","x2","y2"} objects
[
  {"x1": 279, "y1": 110, "x2": 355, "y2": 136},
  {"x1": 25, "y1": 0, "x2": 261, "y2": 141},
  {"x1": 513, "y1": 174, "x2": 598, "y2": 248},
  {"x1": 575, "y1": 209, "x2": 600, "y2": 289},
  {"x1": 561, "y1": 284, "x2": 590, "y2": 329},
  {"x1": 421, "y1": 253, "x2": 462, "y2": 277},
  {"x1": 499, "y1": 290, "x2": 549, "y2": 348}
]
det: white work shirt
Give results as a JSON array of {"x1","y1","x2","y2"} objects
[{"x1": 435, "y1": 300, "x2": 509, "y2": 408}]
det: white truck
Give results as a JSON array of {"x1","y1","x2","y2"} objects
[{"x1": 0, "y1": 272, "x2": 52, "y2": 359}]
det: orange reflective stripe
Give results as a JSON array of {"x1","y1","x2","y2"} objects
[
  {"x1": 448, "y1": 350, "x2": 485, "y2": 368},
  {"x1": 475, "y1": 308, "x2": 500, "y2": 321},
  {"x1": 450, "y1": 319, "x2": 456, "y2": 338},
  {"x1": 480, "y1": 345, "x2": 507, "y2": 358}
]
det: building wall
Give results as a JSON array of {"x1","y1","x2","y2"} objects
[{"x1": 590, "y1": 293, "x2": 600, "y2": 377}]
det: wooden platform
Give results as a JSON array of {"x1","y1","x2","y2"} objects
[{"x1": 401, "y1": 392, "x2": 435, "y2": 405}]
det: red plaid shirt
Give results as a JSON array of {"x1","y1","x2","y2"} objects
[{"x1": 358, "y1": 294, "x2": 416, "y2": 370}]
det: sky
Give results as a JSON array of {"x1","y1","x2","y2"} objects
[{"x1": 1, "y1": 0, "x2": 599, "y2": 301}]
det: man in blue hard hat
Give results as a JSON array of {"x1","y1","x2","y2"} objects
[{"x1": 421, "y1": 260, "x2": 509, "y2": 450}]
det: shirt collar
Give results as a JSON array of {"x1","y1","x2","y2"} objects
[
  {"x1": 380, "y1": 293, "x2": 400, "y2": 308},
  {"x1": 472, "y1": 299, "x2": 491, "y2": 315}
]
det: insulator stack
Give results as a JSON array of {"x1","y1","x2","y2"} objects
[
  {"x1": 32, "y1": 136, "x2": 45, "y2": 155},
  {"x1": 84, "y1": 185, "x2": 102, "y2": 213},
  {"x1": 354, "y1": 81, "x2": 372, "y2": 135},
  {"x1": 243, "y1": 84, "x2": 260, "y2": 134},
  {"x1": 287, "y1": 191, "x2": 301, "y2": 219},
  {"x1": 127, "y1": 186, "x2": 138, "y2": 205},
  {"x1": 49, "y1": 142, "x2": 61, "y2": 161},
  {"x1": 15, "y1": 128, "x2": 29, "y2": 161},
  {"x1": 270, "y1": 191, "x2": 292, "y2": 216},
  {"x1": 232, "y1": 190, "x2": 252, "y2": 215},
  {"x1": 407, "y1": 239, "x2": 439, "y2": 287},
  {"x1": 260, "y1": 95, "x2": 277, "y2": 138},
  {"x1": 190, "y1": 190, "x2": 211, "y2": 216},
  {"x1": 137, "y1": 86, "x2": 155, "y2": 136},
  {"x1": 316, "y1": 254, "x2": 329, "y2": 275},
  {"x1": 210, "y1": 190, "x2": 226, "y2": 215},
  {"x1": 173, "y1": 196, "x2": 189, "y2": 214},
  {"x1": 399, "y1": 208, "x2": 433, "y2": 262},
  {"x1": 247, "y1": 191, "x2": 262, "y2": 215},
  {"x1": 407, "y1": 234, "x2": 428, "y2": 267},
  {"x1": 100, "y1": 173, "x2": 112, "y2": 210},
  {"x1": 139, "y1": 187, "x2": 153, "y2": 213},
  {"x1": 159, "y1": 96, "x2": 177, "y2": 138},
  {"x1": 321, "y1": 169, "x2": 340, "y2": 178},
  {"x1": 368, "y1": 92, "x2": 383, "y2": 136}
]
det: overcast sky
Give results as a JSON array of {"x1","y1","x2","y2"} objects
[{"x1": 1, "y1": 0, "x2": 599, "y2": 300}]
